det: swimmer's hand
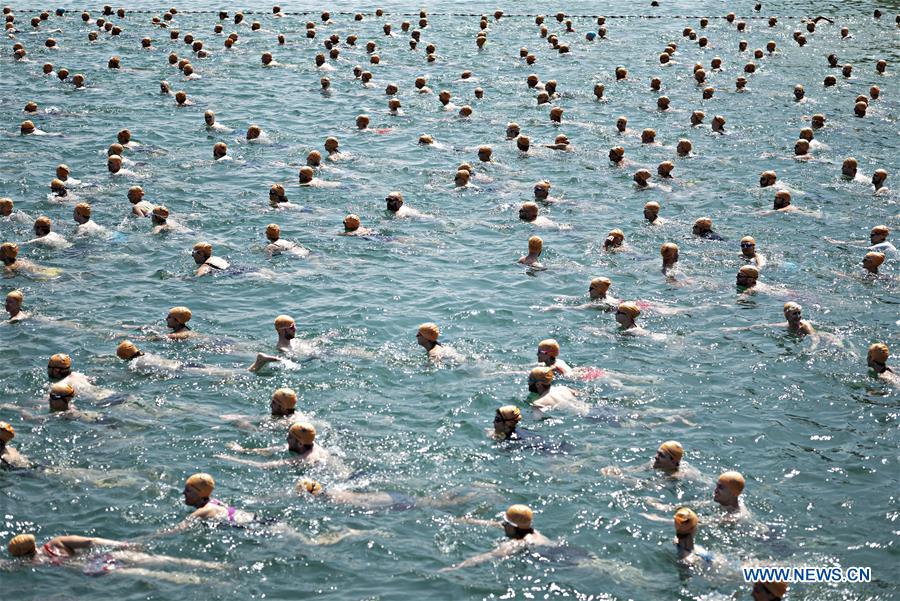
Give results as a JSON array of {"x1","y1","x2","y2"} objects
[{"x1": 248, "y1": 352, "x2": 281, "y2": 372}]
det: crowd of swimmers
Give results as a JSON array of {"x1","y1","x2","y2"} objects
[{"x1": 3, "y1": 3, "x2": 899, "y2": 597}]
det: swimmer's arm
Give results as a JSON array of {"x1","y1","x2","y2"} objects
[
  {"x1": 453, "y1": 516, "x2": 500, "y2": 528},
  {"x1": 196, "y1": 264, "x2": 212, "y2": 277},
  {"x1": 248, "y1": 352, "x2": 281, "y2": 372},
  {"x1": 440, "y1": 541, "x2": 520, "y2": 572},
  {"x1": 52, "y1": 535, "x2": 130, "y2": 551},
  {"x1": 642, "y1": 497, "x2": 675, "y2": 512},
  {"x1": 224, "y1": 442, "x2": 282, "y2": 455},
  {"x1": 213, "y1": 453, "x2": 289, "y2": 468}
]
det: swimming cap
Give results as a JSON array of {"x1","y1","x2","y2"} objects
[
  {"x1": 50, "y1": 382, "x2": 75, "y2": 398},
  {"x1": 6, "y1": 290, "x2": 23, "y2": 303},
  {"x1": 74, "y1": 203, "x2": 91, "y2": 218},
  {"x1": 673, "y1": 507, "x2": 698, "y2": 534},
  {"x1": 0, "y1": 198, "x2": 12, "y2": 212},
  {"x1": 534, "y1": 180, "x2": 550, "y2": 191},
  {"x1": 634, "y1": 169, "x2": 651, "y2": 180},
  {"x1": 418, "y1": 322, "x2": 440, "y2": 342},
  {"x1": 0, "y1": 242, "x2": 19, "y2": 263},
  {"x1": 864, "y1": 252, "x2": 885, "y2": 267},
  {"x1": 529, "y1": 366, "x2": 554, "y2": 385},
  {"x1": 738, "y1": 265, "x2": 759, "y2": 279},
  {"x1": 528, "y1": 236, "x2": 543, "y2": 253},
  {"x1": 718, "y1": 471, "x2": 745, "y2": 495},
  {"x1": 504, "y1": 504, "x2": 533, "y2": 529},
  {"x1": 617, "y1": 302, "x2": 641, "y2": 319},
  {"x1": 693, "y1": 217, "x2": 712, "y2": 230},
  {"x1": 868, "y1": 343, "x2": 889, "y2": 364},
  {"x1": 168, "y1": 306, "x2": 192, "y2": 325},
  {"x1": 0, "y1": 421, "x2": 14, "y2": 443},
  {"x1": 185, "y1": 473, "x2": 215, "y2": 497},
  {"x1": 152, "y1": 205, "x2": 169, "y2": 219},
  {"x1": 193, "y1": 242, "x2": 212, "y2": 259},
  {"x1": 270, "y1": 184, "x2": 286, "y2": 198},
  {"x1": 871, "y1": 225, "x2": 889, "y2": 237},
  {"x1": 343, "y1": 214, "x2": 361, "y2": 230},
  {"x1": 297, "y1": 478, "x2": 324, "y2": 496},
  {"x1": 590, "y1": 277, "x2": 612, "y2": 291},
  {"x1": 783, "y1": 302, "x2": 801, "y2": 315},
  {"x1": 658, "y1": 440, "x2": 684, "y2": 462},
  {"x1": 538, "y1": 339, "x2": 560, "y2": 357},
  {"x1": 272, "y1": 388, "x2": 297, "y2": 410},
  {"x1": 289, "y1": 422, "x2": 316, "y2": 445},
  {"x1": 607, "y1": 229, "x2": 625, "y2": 243},
  {"x1": 34, "y1": 216, "x2": 52, "y2": 231},
  {"x1": 661, "y1": 243, "x2": 679, "y2": 258},
  {"x1": 274, "y1": 315, "x2": 295, "y2": 330},
  {"x1": 761, "y1": 581, "x2": 788, "y2": 598},
  {"x1": 497, "y1": 405, "x2": 522, "y2": 422},
  {"x1": 116, "y1": 340, "x2": 141, "y2": 360},
  {"x1": 7, "y1": 534, "x2": 36, "y2": 557},
  {"x1": 265, "y1": 224, "x2": 280, "y2": 240},
  {"x1": 741, "y1": 236, "x2": 756, "y2": 245},
  {"x1": 108, "y1": 154, "x2": 123, "y2": 164},
  {"x1": 48, "y1": 353, "x2": 71, "y2": 369}
]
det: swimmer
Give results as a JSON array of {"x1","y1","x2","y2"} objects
[
  {"x1": 73, "y1": 203, "x2": 105, "y2": 236},
  {"x1": 47, "y1": 381, "x2": 78, "y2": 414},
  {"x1": 528, "y1": 366, "x2": 585, "y2": 416},
  {"x1": 247, "y1": 315, "x2": 310, "y2": 372},
  {"x1": 657, "y1": 161, "x2": 674, "y2": 179},
  {"x1": 47, "y1": 353, "x2": 108, "y2": 401},
  {"x1": 264, "y1": 224, "x2": 309, "y2": 257},
  {"x1": 736, "y1": 265, "x2": 761, "y2": 293},
  {"x1": 615, "y1": 302, "x2": 649, "y2": 336},
  {"x1": 298, "y1": 166, "x2": 338, "y2": 188},
  {"x1": 545, "y1": 134, "x2": 570, "y2": 152},
  {"x1": 128, "y1": 186, "x2": 154, "y2": 217},
  {"x1": 218, "y1": 422, "x2": 333, "y2": 468},
  {"x1": 56, "y1": 164, "x2": 81, "y2": 186},
  {"x1": 518, "y1": 202, "x2": 554, "y2": 227},
  {"x1": 672, "y1": 507, "x2": 711, "y2": 564},
  {"x1": 5, "y1": 290, "x2": 27, "y2": 322},
  {"x1": 714, "y1": 471, "x2": 751, "y2": 519},
  {"x1": 324, "y1": 136, "x2": 344, "y2": 160},
  {"x1": 609, "y1": 147, "x2": 625, "y2": 166},
  {"x1": 2, "y1": 243, "x2": 54, "y2": 278},
  {"x1": 213, "y1": 142, "x2": 230, "y2": 161},
  {"x1": 661, "y1": 243, "x2": 679, "y2": 276},
  {"x1": 862, "y1": 251, "x2": 885, "y2": 274},
  {"x1": 191, "y1": 242, "x2": 230, "y2": 276},
  {"x1": 416, "y1": 322, "x2": 461, "y2": 362},
  {"x1": 297, "y1": 477, "x2": 473, "y2": 511},
  {"x1": 537, "y1": 339, "x2": 573, "y2": 377},
  {"x1": 117, "y1": 129, "x2": 138, "y2": 149},
  {"x1": 518, "y1": 236, "x2": 544, "y2": 268},
  {"x1": 644, "y1": 201, "x2": 664, "y2": 224},
  {"x1": 150, "y1": 206, "x2": 186, "y2": 234},
  {"x1": 1, "y1": 198, "x2": 29, "y2": 222},
  {"x1": 385, "y1": 191, "x2": 421, "y2": 218},
  {"x1": 601, "y1": 441, "x2": 702, "y2": 482},
  {"x1": 867, "y1": 343, "x2": 899, "y2": 386},
  {"x1": 692, "y1": 217, "x2": 724, "y2": 241},
  {"x1": 441, "y1": 505, "x2": 554, "y2": 571},
  {"x1": 164, "y1": 473, "x2": 256, "y2": 532},
  {"x1": 711, "y1": 115, "x2": 726, "y2": 133},
  {"x1": 740, "y1": 236, "x2": 766, "y2": 268},
  {"x1": 340, "y1": 214, "x2": 372, "y2": 236},
  {"x1": 165, "y1": 306, "x2": 194, "y2": 340},
  {"x1": 204, "y1": 110, "x2": 231, "y2": 132},
  {"x1": 633, "y1": 170, "x2": 652, "y2": 189},
  {"x1": 26, "y1": 216, "x2": 69, "y2": 248},
  {"x1": 116, "y1": 341, "x2": 237, "y2": 378},
  {"x1": 107, "y1": 155, "x2": 136, "y2": 177},
  {"x1": 868, "y1": 225, "x2": 897, "y2": 255},
  {"x1": 604, "y1": 229, "x2": 625, "y2": 251},
  {"x1": 585, "y1": 277, "x2": 619, "y2": 310},
  {"x1": 0, "y1": 421, "x2": 30, "y2": 469},
  {"x1": 268, "y1": 184, "x2": 298, "y2": 209},
  {"x1": 20, "y1": 120, "x2": 48, "y2": 136},
  {"x1": 534, "y1": 181, "x2": 556, "y2": 203},
  {"x1": 872, "y1": 169, "x2": 888, "y2": 193}
]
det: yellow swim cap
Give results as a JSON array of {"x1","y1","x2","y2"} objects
[
  {"x1": 343, "y1": 214, "x2": 361, "y2": 230},
  {"x1": 658, "y1": 440, "x2": 683, "y2": 462},
  {"x1": 0, "y1": 242, "x2": 19, "y2": 261},
  {"x1": 48, "y1": 353, "x2": 72, "y2": 369},
  {"x1": 504, "y1": 504, "x2": 533, "y2": 529},
  {"x1": 418, "y1": 322, "x2": 440, "y2": 342},
  {"x1": 617, "y1": 302, "x2": 641, "y2": 319},
  {"x1": 871, "y1": 225, "x2": 889, "y2": 237},
  {"x1": 590, "y1": 277, "x2": 611, "y2": 291},
  {"x1": 108, "y1": 154, "x2": 123, "y2": 164},
  {"x1": 538, "y1": 339, "x2": 560, "y2": 357},
  {"x1": 761, "y1": 581, "x2": 788, "y2": 598},
  {"x1": 50, "y1": 381, "x2": 75, "y2": 398},
  {"x1": 116, "y1": 340, "x2": 141, "y2": 360},
  {"x1": 265, "y1": 224, "x2": 280, "y2": 241},
  {"x1": 152, "y1": 205, "x2": 169, "y2": 219},
  {"x1": 528, "y1": 235, "x2": 543, "y2": 253},
  {"x1": 270, "y1": 183, "x2": 286, "y2": 197},
  {"x1": 741, "y1": 235, "x2": 756, "y2": 245},
  {"x1": 0, "y1": 421, "x2": 14, "y2": 443},
  {"x1": 607, "y1": 229, "x2": 625, "y2": 242},
  {"x1": 868, "y1": 343, "x2": 889, "y2": 364},
  {"x1": 6, "y1": 289, "x2": 23, "y2": 303},
  {"x1": 529, "y1": 366, "x2": 554, "y2": 385},
  {"x1": 694, "y1": 217, "x2": 712, "y2": 230},
  {"x1": 7, "y1": 534, "x2": 36, "y2": 557},
  {"x1": 738, "y1": 265, "x2": 759, "y2": 279},
  {"x1": 274, "y1": 314, "x2": 295, "y2": 330},
  {"x1": 272, "y1": 388, "x2": 297, "y2": 410},
  {"x1": 718, "y1": 471, "x2": 745, "y2": 495},
  {"x1": 534, "y1": 180, "x2": 550, "y2": 191},
  {"x1": 864, "y1": 251, "x2": 885, "y2": 267},
  {"x1": 34, "y1": 216, "x2": 52, "y2": 230},
  {"x1": 74, "y1": 203, "x2": 91, "y2": 218},
  {"x1": 783, "y1": 302, "x2": 801, "y2": 315},
  {"x1": 185, "y1": 472, "x2": 215, "y2": 497},
  {"x1": 297, "y1": 478, "x2": 324, "y2": 496},
  {"x1": 497, "y1": 405, "x2": 522, "y2": 422},
  {"x1": 168, "y1": 306, "x2": 192, "y2": 325},
  {"x1": 644, "y1": 201, "x2": 660, "y2": 210},
  {"x1": 289, "y1": 422, "x2": 316, "y2": 445},
  {"x1": 674, "y1": 507, "x2": 698, "y2": 534},
  {"x1": 661, "y1": 242, "x2": 679, "y2": 258}
]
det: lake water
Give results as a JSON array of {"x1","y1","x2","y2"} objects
[{"x1": 1, "y1": 1, "x2": 898, "y2": 599}]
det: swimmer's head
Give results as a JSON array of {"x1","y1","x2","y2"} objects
[
  {"x1": 811, "y1": 114, "x2": 825, "y2": 129},
  {"x1": 324, "y1": 137, "x2": 339, "y2": 153},
  {"x1": 20, "y1": 120, "x2": 35, "y2": 135},
  {"x1": 33, "y1": 216, "x2": 52, "y2": 237},
  {"x1": 5, "y1": 289, "x2": 23, "y2": 314},
  {"x1": 47, "y1": 353, "x2": 72, "y2": 378},
  {"x1": 274, "y1": 315, "x2": 296, "y2": 338},
  {"x1": 495, "y1": 405, "x2": 522, "y2": 425},
  {"x1": 609, "y1": 146, "x2": 625, "y2": 164},
  {"x1": 867, "y1": 343, "x2": 890, "y2": 371},
  {"x1": 127, "y1": 186, "x2": 144, "y2": 204},
  {"x1": 714, "y1": 471, "x2": 745, "y2": 504},
  {"x1": 863, "y1": 251, "x2": 885, "y2": 273},
  {"x1": 167, "y1": 306, "x2": 192, "y2": 329},
  {"x1": 643, "y1": 201, "x2": 661, "y2": 223},
  {"x1": 191, "y1": 242, "x2": 212, "y2": 264},
  {"x1": 288, "y1": 422, "x2": 316, "y2": 447},
  {"x1": 271, "y1": 388, "x2": 297, "y2": 416},
  {"x1": 589, "y1": 277, "x2": 612, "y2": 299},
  {"x1": 661, "y1": 242, "x2": 679, "y2": 263},
  {"x1": 616, "y1": 116, "x2": 627, "y2": 132},
  {"x1": 48, "y1": 381, "x2": 75, "y2": 411},
  {"x1": 633, "y1": 169, "x2": 651, "y2": 186},
  {"x1": 184, "y1": 472, "x2": 215, "y2": 504},
  {"x1": 641, "y1": 128, "x2": 656, "y2": 144},
  {"x1": 386, "y1": 191, "x2": 404, "y2": 212},
  {"x1": 7, "y1": 534, "x2": 36, "y2": 557},
  {"x1": 691, "y1": 110, "x2": 705, "y2": 125},
  {"x1": 616, "y1": 302, "x2": 640, "y2": 325},
  {"x1": 263, "y1": 223, "x2": 280, "y2": 242},
  {"x1": 454, "y1": 170, "x2": 470, "y2": 187},
  {"x1": 676, "y1": 139, "x2": 692, "y2": 156},
  {"x1": 151, "y1": 205, "x2": 169, "y2": 224},
  {"x1": 356, "y1": 114, "x2": 370, "y2": 129},
  {"x1": 1, "y1": 242, "x2": 19, "y2": 265},
  {"x1": 306, "y1": 151, "x2": 321, "y2": 167},
  {"x1": 297, "y1": 478, "x2": 324, "y2": 496},
  {"x1": 73, "y1": 203, "x2": 91, "y2": 224},
  {"x1": 673, "y1": 507, "x2": 698, "y2": 536},
  {"x1": 783, "y1": 301, "x2": 802, "y2": 323},
  {"x1": 213, "y1": 142, "x2": 227, "y2": 159},
  {"x1": 116, "y1": 340, "x2": 143, "y2": 361},
  {"x1": 692, "y1": 217, "x2": 712, "y2": 236},
  {"x1": 417, "y1": 323, "x2": 440, "y2": 346},
  {"x1": 759, "y1": 171, "x2": 777, "y2": 187},
  {"x1": 343, "y1": 214, "x2": 361, "y2": 232},
  {"x1": 654, "y1": 440, "x2": 684, "y2": 469},
  {"x1": 872, "y1": 169, "x2": 888, "y2": 188},
  {"x1": 870, "y1": 225, "x2": 889, "y2": 244},
  {"x1": 0, "y1": 421, "x2": 14, "y2": 444},
  {"x1": 605, "y1": 228, "x2": 625, "y2": 248},
  {"x1": 736, "y1": 265, "x2": 759, "y2": 288},
  {"x1": 740, "y1": 236, "x2": 757, "y2": 258},
  {"x1": 537, "y1": 339, "x2": 560, "y2": 363},
  {"x1": 527, "y1": 235, "x2": 543, "y2": 255},
  {"x1": 657, "y1": 161, "x2": 674, "y2": 177},
  {"x1": 246, "y1": 125, "x2": 261, "y2": 141},
  {"x1": 0, "y1": 198, "x2": 12, "y2": 216},
  {"x1": 528, "y1": 366, "x2": 554, "y2": 393},
  {"x1": 502, "y1": 504, "x2": 534, "y2": 536},
  {"x1": 298, "y1": 166, "x2": 314, "y2": 184},
  {"x1": 517, "y1": 201, "x2": 539, "y2": 222}
]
